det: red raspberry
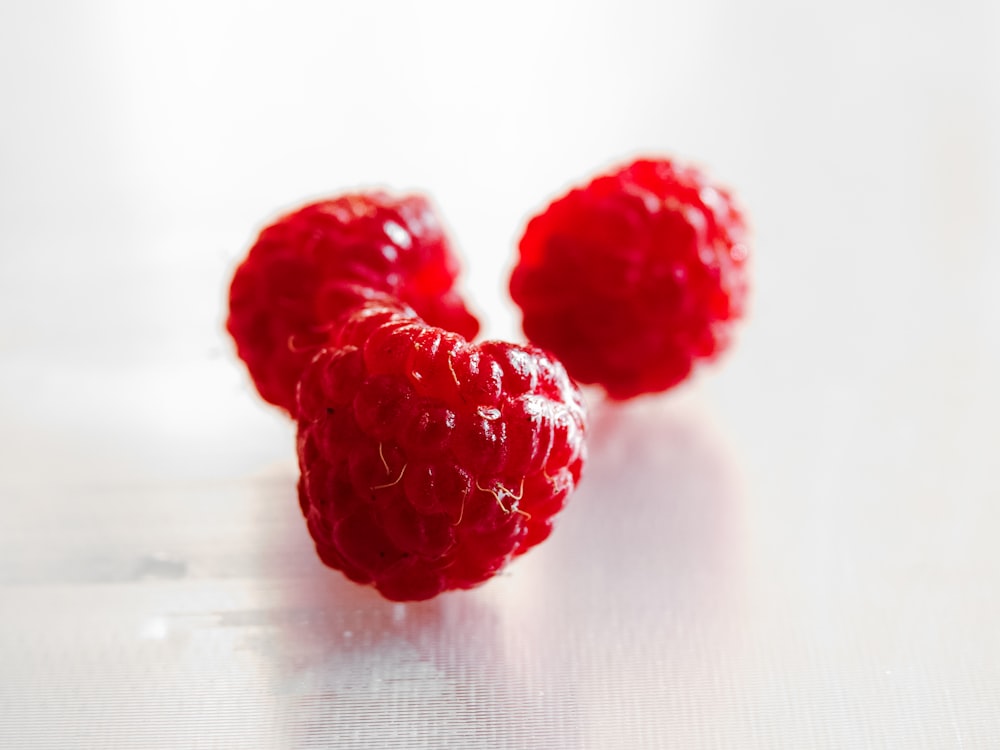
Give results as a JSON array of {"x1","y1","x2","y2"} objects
[
  {"x1": 295, "y1": 300, "x2": 587, "y2": 601},
  {"x1": 227, "y1": 192, "x2": 480, "y2": 415},
  {"x1": 510, "y1": 157, "x2": 750, "y2": 400}
]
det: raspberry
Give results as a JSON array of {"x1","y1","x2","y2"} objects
[
  {"x1": 227, "y1": 192, "x2": 480, "y2": 415},
  {"x1": 295, "y1": 300, "x2": 587, "y2": 601},
  {"x1": 510, "y1": 157, "x2": 749, "y2": 400}
]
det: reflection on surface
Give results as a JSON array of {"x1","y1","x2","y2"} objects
[
  {"x1": 505, "y1": 395, "x2": 749, "y2": 749},
  {"x1": 241, "y1": 395, "x2": 747, "y2": 748}
]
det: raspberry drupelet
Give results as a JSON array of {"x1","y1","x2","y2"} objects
[
  {"x1": 227, "y1": 192, "x2": 480, "y2": 415},
  {"x1": 295, "y1": 297, "x2": 587, "y2": 601},
  {"x1": 510, "y1": 157, "x2": 750, "y2": 400}
]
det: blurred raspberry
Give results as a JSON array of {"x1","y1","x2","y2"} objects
[
  {"x1": 510, "y1": 157, "x2": 749, "y2": 399},
  {"x1": 227, "y1": 192, "x2": 479, "y2": 415},
  {"x1": 295, "y1": 300, "x2": 587, "y2": 601}
]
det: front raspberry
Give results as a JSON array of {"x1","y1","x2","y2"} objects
[
  {"x1": 227, "y1": 192, "x2": 480, "y2": 415},
  {"x1": 295, "y1": 301, "x2": 587, "y2": 601},
  {"x1": 510, "y1": 157, "x2": 750, "y2": 400}
]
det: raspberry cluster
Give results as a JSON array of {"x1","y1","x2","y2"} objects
[
  {"x1": 510, "y1": 157, "x2": 749, "y2": 399},
  {"x1": 227, "y1": 159, "x2": 749, "y2": 601}
]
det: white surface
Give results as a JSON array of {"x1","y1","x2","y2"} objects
[{"x1": 2, "y1": 1, "x2": 1000, "y2": 747}]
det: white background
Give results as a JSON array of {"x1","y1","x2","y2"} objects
[{"x1": 2, "y1": 1, "x2": 999, "y2": 747}]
